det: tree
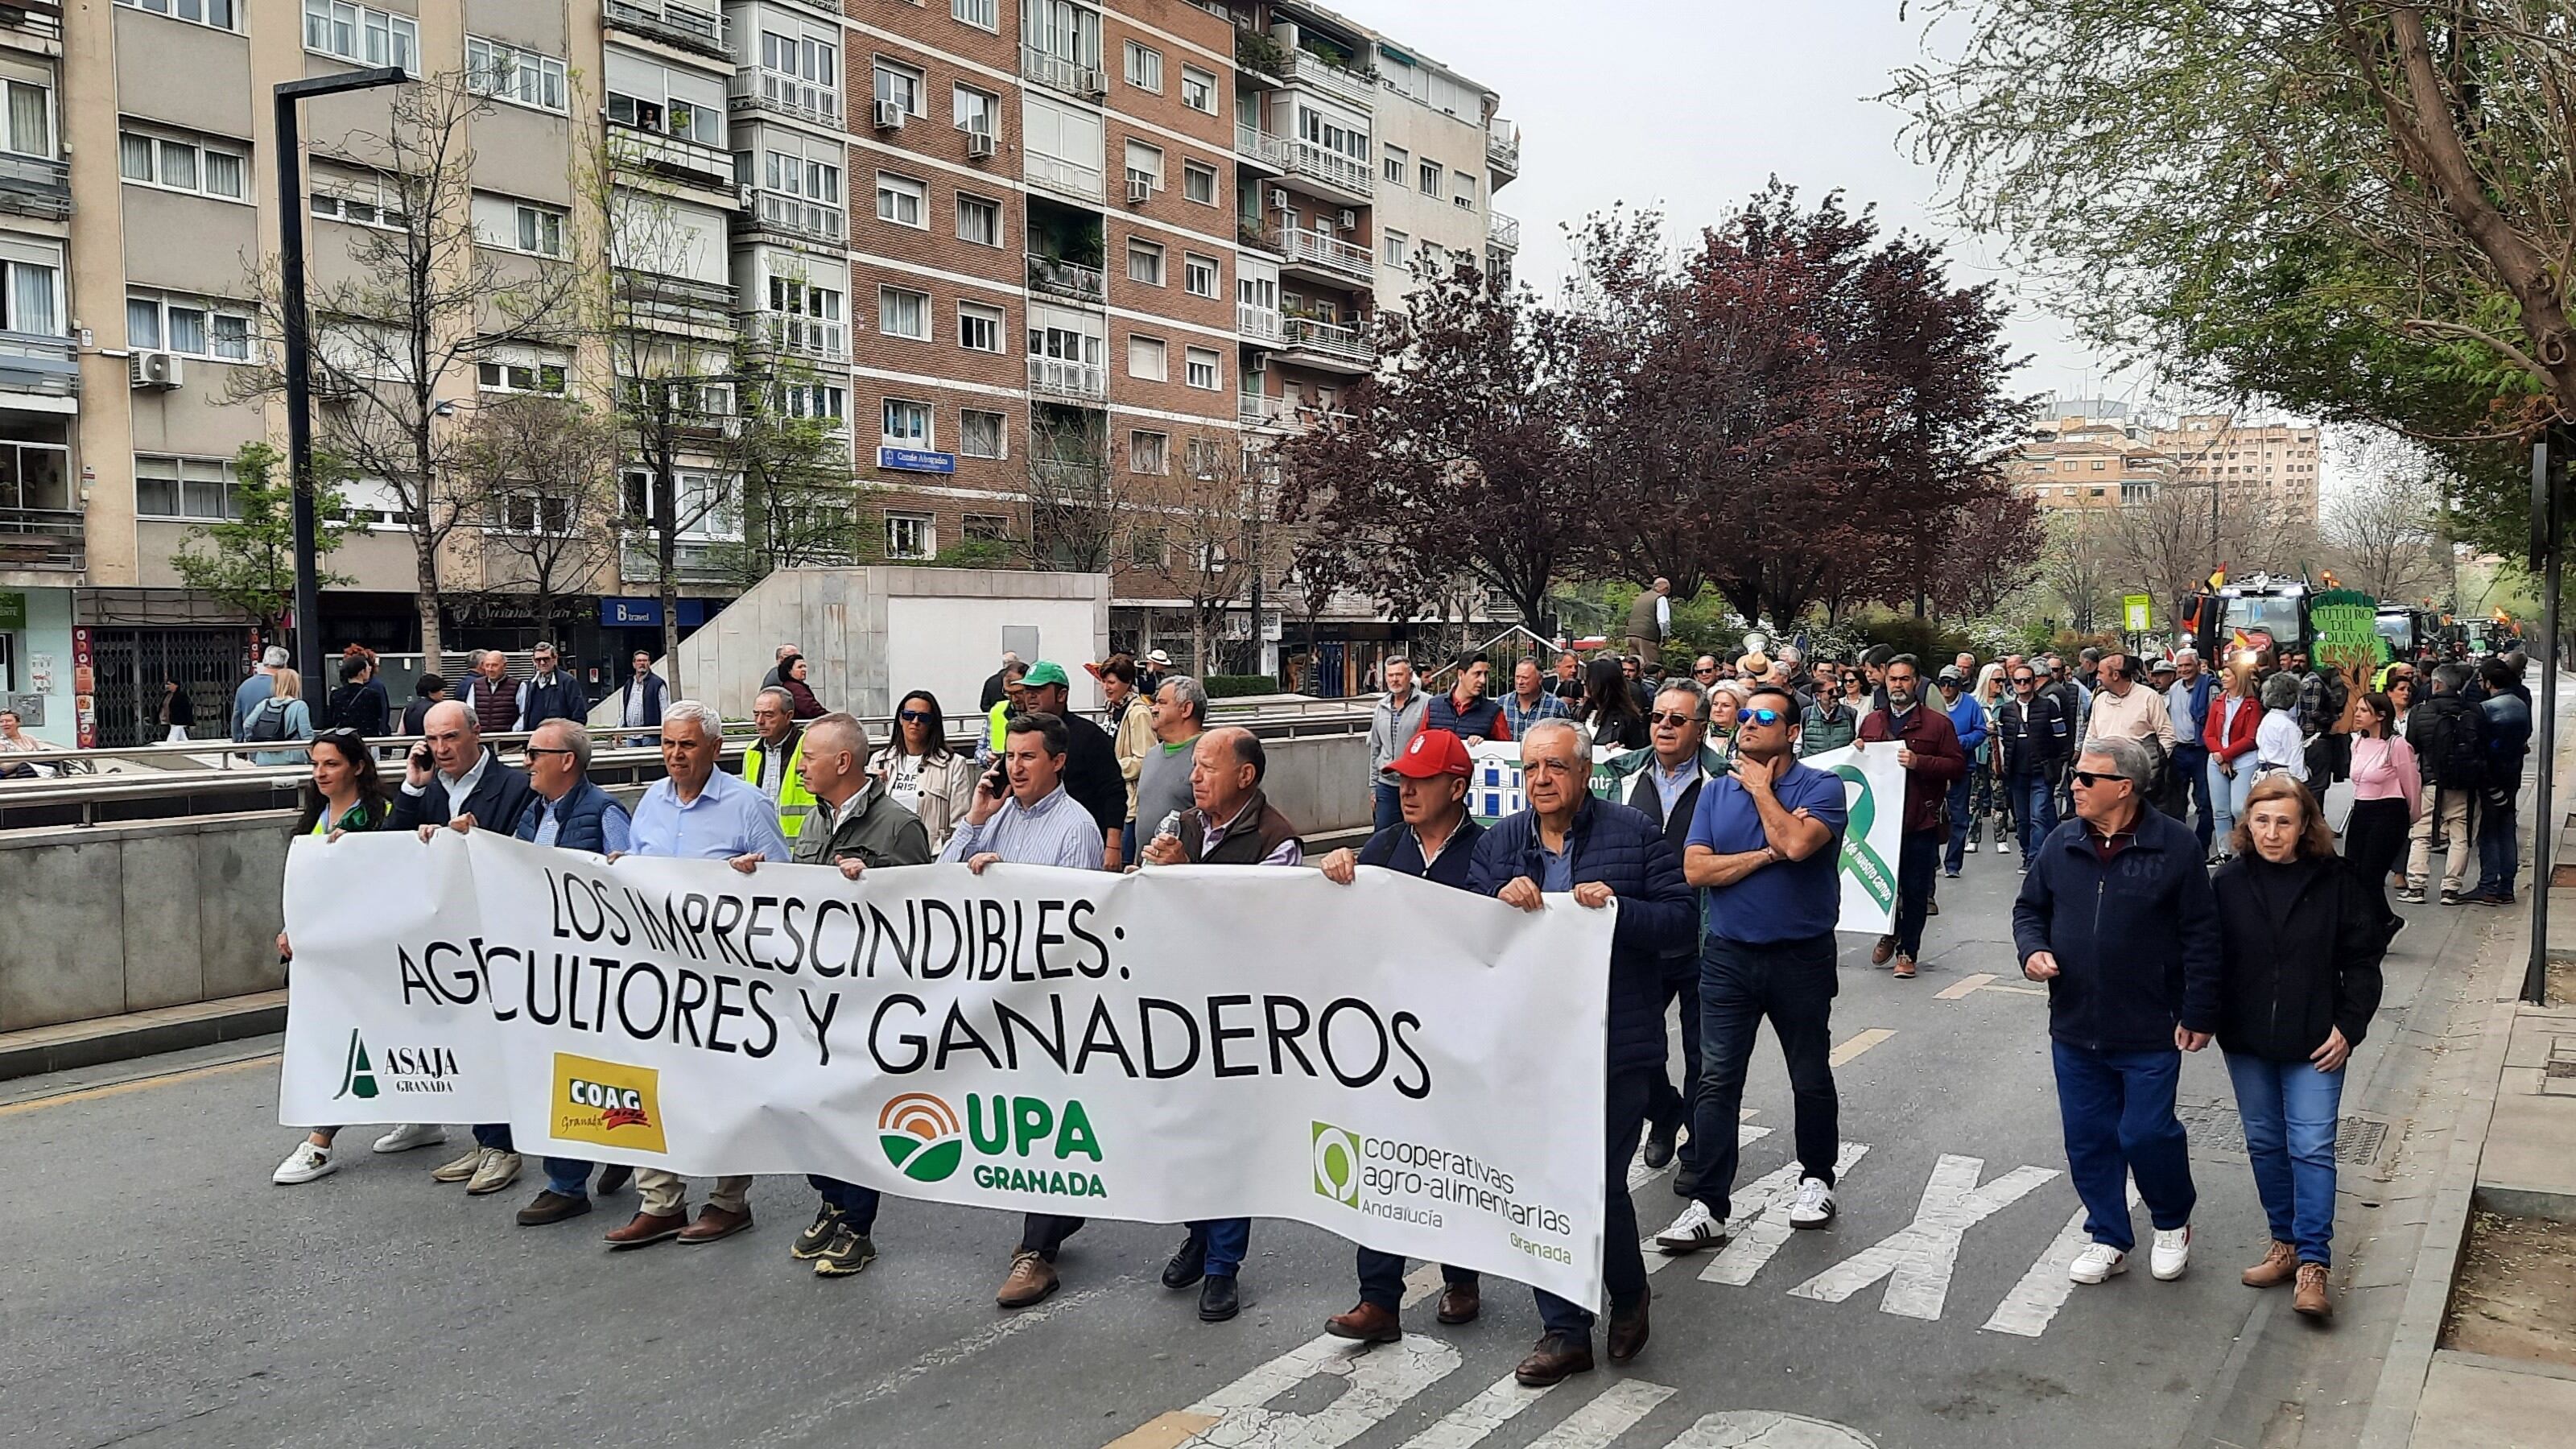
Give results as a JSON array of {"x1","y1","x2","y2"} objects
[
  {"x1": 169, "y1": 443, "x2": 353, "y2": 637},
  {"x1": 1018, "y1": 410, "x2": 1123, "y2": 571},
  {"x1": 452, "y1": 395, "x2": 623, "y2": 646},
  {"x1": 2107, "y1": 482, "x2": 2304, "y2": 616},
  {"x1": 709, "y1": 345, "x2": 861, "y2": 588},
  {"x1": 1127, "y1": 432, "x2": 1282, "y2": 676},
  {"x1": 1931, "y1": 489, "x2": 2046, "y2": 618},
  {"x1": 2037, "y1": 507, "x2": 2120, "y2": 638},
  {"x1": 233, "y1": 75, "x2": 584, "y2": 664},
  {"x1": 2320, "y1": 436, "x2": 2451, "y2": 602}
]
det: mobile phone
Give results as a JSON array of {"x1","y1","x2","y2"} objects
[
  {"x1": 410, "y1": 742, "x2": 432, "y2": 771},
  {"x1": 984, "y1": 760, "x2": 1009, "y2": 795}
]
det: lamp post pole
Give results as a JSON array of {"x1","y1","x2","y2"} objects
[{"x1": 275, "y1": 67, "x2": 409, "y2": 683}]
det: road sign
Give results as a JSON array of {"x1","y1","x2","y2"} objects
[{"x1": 2122, "y1": 593, "x2": 2153, "y2": 632}]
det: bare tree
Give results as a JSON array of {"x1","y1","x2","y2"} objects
[
  {"x1": 452, "y1": 395, "x2": 624, "y2": 647},
  {"x1": 1128, "y1": 433, "x2": 1280, "y2": 676},
  {"x1": 2039, "y1": 507, "x2": 2120, "y2": 637},
  {"x1": 711, "y1": 344, "x2": 860, "y2": 588},
  {"x1": 1018, "y1": 410, "x2": 1125, "y2": 571},
  {"x1": 233, "y1": 75, "x2": 585, "y2": 663},
  {"x1": 2320, "y1": 436, "x2": 2450, "y2": 602}
]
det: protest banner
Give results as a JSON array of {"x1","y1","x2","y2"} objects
[
  {"x1": 278, "y1": 831, "x2": 1616, "y2": 1306},
  {"x1": 1468, "y1": 741, "x2": 1902, "y2": 934}
]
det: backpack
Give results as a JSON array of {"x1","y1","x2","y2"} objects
[
  {"x1": 246, "y1": 697, "x2": 292, "y2": 743},
  {"x1": 2422, "y1": 699, "x2": 2487, "y2": 791}
]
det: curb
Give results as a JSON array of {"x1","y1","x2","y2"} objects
[{"x1": 0, "y1": 992, "x2": 287, "y2": 1082}]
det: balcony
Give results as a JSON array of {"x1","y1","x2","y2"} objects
[
  {"x1": 1280, "y1": 317, "x2": 1371, "y2": 374},
  {"x1": 1237, "y1": 216, "x2": 1286, "y2": 257},
  {"x1": 1027, "y1": 253, "x2": 1106, "y2": 305},
  {"x1": 741, "y1": 309, "x2": 848, "y2": 362},
  {"x1": 1284, "y1": 138, "x2": 1373, "y2": 203},
  {"x1": 1282, "y1": 50, "x2": 1373, "y2": 110},
  {"x1": 0, "y1": 153, "x2": 68, "y2": 221},
  {"x1": 741, "y1": 188, "x2": 845, "y2": 246},
  {"x1": 1026, "y1": 151, "x2": 1104, "y2": 204},
  {"x1": 607, "y1": 122, "x2": 735, "y2": 194},
  {"x1": 0, "y1": 331, "x2": 79, "y2": 407},
  {"x1": 0, "y1": 506, "x2": 78, "y2": 572},
  {"x1": 1030, "y1": 456, "x2": 1110, "y2": 500},
  {"x1": 613, "y1": 269, "x2": 738, "y2": 339},
  {"x1": 1238, "y1": 394, "x2": 1298, "y2": 430},
  {"x1": 1488, "y1": 210, "x2": 1521, "y2": 252},
  {"x1": 604, "y1": 0, "x2": 728, "y2": 60},
  {"x1": 1022, "y1": 44, "x2": 1106, "y2": 101},
  {"x1": 621, "y1": 538, "x2": 736, "y2": 586},
  {"x1": 1027, "y1": 354, "x2": 1107, "y2": 402},
  {"x1": 729, "y1": 68, "x2": 843, "y2": 128},
  {"x1": 1486, "y1": 123, "x2": 1520, "y2": 185},
  {"x1": 1234, "y1": 123, "x2": 1286, "y2": 174},
  {"x1": 1237, "y1": 303, "x2": 1282, "y2": 346},
  {"x1": 1278, "y1": 226, "x2": 1372, "y2": 286}
]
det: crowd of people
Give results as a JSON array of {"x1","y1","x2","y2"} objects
[{"x1": 258, "y1": 616, "x2": 2533, "y2": 1379}]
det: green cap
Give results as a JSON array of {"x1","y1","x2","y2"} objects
[{"x1": 1021, "y1": 660, "x2": 1071, "y2": 688}]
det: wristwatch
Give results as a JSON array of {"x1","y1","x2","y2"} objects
[{"x1": 1761, "y1": 844, "x2": 1785, "y2": 865}]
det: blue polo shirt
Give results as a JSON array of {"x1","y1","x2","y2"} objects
[{"x1": 1688, "y1": 760, "x2": 1849, "y2": 944}]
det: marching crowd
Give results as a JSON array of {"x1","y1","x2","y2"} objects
[{"x1": 260, "y1": 616, "x2": 2531, "y2": 1385}]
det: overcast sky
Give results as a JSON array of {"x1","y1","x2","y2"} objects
[{"x1": 1326, "y1": 0, "x2": 2147, "y2": 411}]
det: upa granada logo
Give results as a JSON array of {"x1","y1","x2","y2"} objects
[
  {"x1": 333, "y1": 1029, "x2": 460, "y2": 1100},
  {"x1": 879, "y1": 1093, "x2": 965, "y2": 1183},
  {"x1": 1312, "y1": 1121, "x2": 1362, "y2": 1208},
  {"x1": 552, "y1": 1053, "x2": 667, "y2": 1154}
]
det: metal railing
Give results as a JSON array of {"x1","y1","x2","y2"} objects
[
  {"x1": 0, "y1": 153, "x2": 71, "y2": 220},
  {"x1": 745, "y1": 188, "x2": 845, "y2": 244},
  {"x1": 605, "y1": 122, "x2": 734, "y2": 190},
  {"x1": 1280, "y1": 226, "x2": 1373, "y2": 283},
  {"x1": 741, "y1": 309, "x2": 848, "y2": 361},
  {"x1": 1025, "y1": 151, "x2": 1103, "y2": 203},
  {"x1": 1286, "y1": 139, "x2": 1373, "y2": 199},
  {"x1": 1282, "y1": 317, "x2": 1371, "y2": 366},
  {"x1": 1237, "y1": 217, "x2": 1286, "y2": 255},
  {"x1": 1234, "y1": 123, "x2": 1286, "y2": 170},
  {"x1": 1237, "y1": 303, "x2": 1282, "y2": 344},
  {"x1": 1486, "y1": 125, "x2": 1520, "y2": 176},
  {"x1": 0, "y1": 505, "x2": 81, "y2": 568},
  {"x1": 0, "y1": 329, "x2": 80, "y2": 396},
  {"x1": 605, "y1": 0, "x2": 723, "y2": 51},
  {"x1": 1283, "y1": 51, "x2": 1374, "y2": 109},
  {"x1": 1026, "y1": 252, "x2": 1106, "y2": 304},
  {"x1": 1488, "y1": 210, "x2": 1521, "y2": 250},
  {"x1": 728, "y1": 68, "x2": 843, "y2": 126},
  {"x1": 1021, "y1": 45, "x2": 1104, "y2": 99},
  {"x1": 1027, "y1": 354, "x2": 1107, "y2": 402}
]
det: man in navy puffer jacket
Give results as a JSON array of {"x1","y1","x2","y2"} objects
[{"x1": 1469, "y1": 717, "x2": 1694, "y2": 1387}]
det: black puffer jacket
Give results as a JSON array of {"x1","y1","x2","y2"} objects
[{"x1": 2211, "y1": 853, "x2": 2387, "y2": 1063}]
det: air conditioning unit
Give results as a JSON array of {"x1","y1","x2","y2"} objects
[
  {"x1": 873, "y1": 99, "x2": 906, "y2": 130},
  {"x1": 1269, "y1": 187, "x2": 1290, "y2": 211},
  {"x1": 129, "y1": 349, "x2": 184, "y2": 390},
  {"x1": 1125, "y1": 174, "x2": 1153, "y2": 204},
  {"x1": 965, "y1": 128, "x2": 996, "y2": 159},
  {"x1": 1339, "y1": 208, "x2": 1356, "y2": 229}
]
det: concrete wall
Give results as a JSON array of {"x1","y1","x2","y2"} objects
[{"x1": 0, "y1": 731, "x2": 1373, "y2": 1034}]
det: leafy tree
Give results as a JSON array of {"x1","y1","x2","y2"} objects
[
  {"x1": 169, "y1": 442, "x2": 353, "y2": 636},
  {"x1": 1933, "y1": 490, "x2": 2046, "y2": 619}
]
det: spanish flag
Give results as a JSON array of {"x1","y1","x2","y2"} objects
[{"x1": 2206, "y1": 564, "x2": 2227, "y2": 591}]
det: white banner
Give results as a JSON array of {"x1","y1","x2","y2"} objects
[
  {"x1": 1468, "y1": 742, "x2": 1905, "y2": 934},
  {"x1": 279, "y1": 832, "x2": 1615, "y2": 1307}
]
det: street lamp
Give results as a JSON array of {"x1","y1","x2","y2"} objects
[{"x1": 275, "y1": 67, "x2": 409, "y2": 687}]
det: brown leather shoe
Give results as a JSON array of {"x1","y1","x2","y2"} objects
[
  {"x1": 1607, "y1": 1287, "x2": 1650, "y2": 1363},
  {"x1": 1872, "y1": 935, "x2": 1896, "y2": 965},
  {"x1": 515, "y1": 1189, "x2": 591, "y2": 1227},
  {"x1": 1436, "y1": 1281, "x2": 1480, "y2": 1325},
  {"x1": 2242, "y1": 1240, "x2": 2297, "y2": 1288},
  {"x1": 1513, "y1": 1333, "x2": 1595, "y2": 1387},
  {"x1": 2293, "y1": 1261, "x2": 2331, "y2": 1319},
  {"x1": 1927, "y1": 898, "x2": 1941, "y2": 916},
  {"x1": 605, "y1": 1209, "x2": 687, "y2": 1250},
  {"x1": 997, "y1": 1249, "x2": 1059, "y2": 1308},
  {"x1": 1892, "y1": 953, "x2": 1918, "y2": 979},
  {"x1": 1325, "y1": 1301, "x2": 1402, "y2": 1343},
  {"x1": 677, "y1": 1203, "x2": 753, "y2": 1243}
]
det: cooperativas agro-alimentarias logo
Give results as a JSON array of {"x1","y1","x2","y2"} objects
[{"x1": 1312, "y1": 1121, "x2": 1362, "y2": 1207}]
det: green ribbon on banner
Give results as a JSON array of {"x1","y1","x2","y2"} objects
[{"x1": 1831, "y1": 763, "x2": 1897, "y2": 914}]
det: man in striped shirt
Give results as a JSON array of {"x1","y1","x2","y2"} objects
[{"x1": 1501, "y1": 657, "x2": 1572, "y2": 739}]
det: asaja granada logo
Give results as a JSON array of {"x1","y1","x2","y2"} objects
[
  {"x1": 1313, "y1": 1121, "x2": 1362, "y2": 1208},
  {"x1": 551, "y1": 1052, "x2": 667, "y2": 1154},
  {"x1": 333, "y1": 1029, "x2": 460, "y2": 1099},
  {"x1": 878, "y1": 1092, "x2": 965, "y2": 1183}
]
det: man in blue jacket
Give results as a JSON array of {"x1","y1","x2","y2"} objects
[
  {"x1": 1470, "y1": 718, "x2": 1695, "y2": 1387},
  {"x1": 1938, "y1": 667, "x2": 1988, "y2": 877},
  {"x1": 2013, "y1": 737, "x2": 2222, "y2": 1288}
]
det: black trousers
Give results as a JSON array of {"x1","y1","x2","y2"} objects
[
  {"x1": 1692, "y1": 932, "x2": 1841, "y2": 1220},
  {"x1": 1534, "y1": 1066, "x2": 1652, "y2": 1338},
  {"x1": 2344, "y1": 795, "x2": 2410, "y2": 929},
  {"x1": 1019, "y1": 1214, "x2": 1084, "y2": 1260},
  {"x1": 1356, "y1": 1249, "x2": 1476, "y2": 1311},
  {"x1": 1644, "y1": 956, "x2": 1704, "y2": 1180}
]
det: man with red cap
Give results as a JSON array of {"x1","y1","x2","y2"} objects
[{"x1": 1312, "y1": 728, "x2": 1486, "y2": 1340}]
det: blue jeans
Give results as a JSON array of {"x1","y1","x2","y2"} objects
[
  {"x1": 1356, "y1": 1249, "x2": 1476, "y2": 1311},
  {"x1": 473, "y1": 1123, "x2": 513, "y2": 1151},
  {"x1": 1372, "y1": 780, "x2": 1402, "y2": 832},
  {"x1": 2223, "y1": 1051, "x2": 2343, "y2": 1265},
  {"x1": 2478, "y1": 794, "x2": 2519, "y2": 898},
  {"x1": 1945, "y1": 775, "x2": 1976, "y2": 872},
  {"x1": 810, "y1": 1174, "x2": 881, "y2": 1232},
  {"x1": 1893, "y1": 829, "x2": 1939, "y2": 955},
  {"x1": 1536, "y1": 1067, "x2": 1652, "y2": 1340},
  {"x1": 543, "y1": 1157, "x2": 593, "y2": 1197},
  {"x1": 1694, "y1": 934, "x2": 1839, "y2": 1220},
  {"x1": 2210, "y1": 756, "x2": 2252, "y2": 846},
  {"x1": 2050, "y1": 1041, "x2": 2197, "y2": 1253},
  {"x1": 1179, "y1": 1218, "x2": 1251, "y2": 1277},
  {"x1": 2012, "y1": 772, "x2": 2058, "y2": 854}
]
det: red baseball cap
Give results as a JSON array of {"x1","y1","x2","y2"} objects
[{"x1": 1391, "y1": 728, "x2": 1473, "y2": 778}]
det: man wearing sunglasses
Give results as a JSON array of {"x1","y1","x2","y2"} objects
[
  {"x1": 1857, "y1": 656, "x2": 1966, "y2": 979},
  {"x1": 1996, "y1": 665, "x2": 2070, "y2": 861}
]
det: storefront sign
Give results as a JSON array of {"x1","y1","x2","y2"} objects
[
  {"x1": 0, "y1": 590, "x2": 24, "y2": 630},
  {"x1": 600, "y1": 597, "x2": 708, "y2": 629}
]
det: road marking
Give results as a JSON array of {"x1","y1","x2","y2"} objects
[
  {"x1": 1668, "y1": 1411, "x2": 1880, "y2": 1447},
  {"x1": 1105, "y1": 1413, "x2": 1222, "y2": 1449},
  {"x1": 1525, "y1": 1379, "x2": 1675, "y2": 1448},
  {"x1": 1981, "y1": 1183, "x2": 2143, "y2": 1338},
  {"x1": 0, "y1": 1052, "x2": 278, "y2": 1117},
  {"x1": 1166, "y1": 1331, "x2": 1463, "y2": 1448},
  {"x1": 1933, "y1": 974, "x2": 1995, "y2": 1000},
  {"x1": 1827, "y1": 1029, "x2": 1896, "y2": 1067},
  {"x1": 1695, "y1": 1142, "x2": 1872, "y2": 1286},
  {"x1": 1788, "y1": 1154, "x2": 2060, "y2": 1320},
  {"x1": 1986, "y1": 983, "x2": 2049, "y2": 997},
  {"x1": 1396, "y1": 1373, "x2": 1558, "y2": 1448},
  {"x1": 765, "y1": 1279, "x2": 1137, "y2": 1441}
]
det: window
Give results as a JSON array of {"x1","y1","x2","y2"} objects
[
  {"x1": 608, "y1": 67, "x2": 723, "y2": 146},
  {"x1": 488, "y1": 488, "x2": 576, "y2": 536},
  {"x1": 0, "y1": 81, "x2": 49, "y2": 161},
  {"x1": 1185, "y1": 436, "x2": 1219, "y2": 477},
  {"x1": 1180, "y1": 66, "x2": 1217, "y2": 114},
  {"x1": 1128, "y1": 335, "x2": 1167, "y2": 381},
  {"x1": 964, "y1": 513, "x2": 1013, "y2": 543},
  {"x1": 472, "y1": 192, "x2": 569, "y2": 257},
  {"x1": 1384, "y1": 229, "x2": 1408, "y2": 266},
  {"x1": 1183, "y1": 253, "x2": 1219, "y2": 298},
  {"x1": 118, "y1": 130, "x2": 249, "y2": 200},
  {"x1": 310, "y1": 188, "x2": 409, "y2": 229},
  {"x1": 953, "y1": 85, "x2": 1000, "y2": 136},
  {"x1": 1185, "y1": 346, "x2": 1220, "y2": 390},
  {"x1": 762, "y1": 150, "x2": 842, "y2": 206},
  {"x1": 956, "y1": 192, "x2": 1001, "y2": 246},
  {"x1": 958, "y1": 301, "x2": 1004, "y2": 353},
  {"x1": 778, "y1": 382, "x2": 845, "y2": 423},
  {"x1": 953, "y1": 0, "x2": 999, "y2": 30},
  {"x1": 1418, "y1": 160, "x2": 1441, "y2": 197},
  {"x1": 1452, "y1": 171, "x2": 1476, "y2": 208},
  {"x1": 960, "y1": 410, "x2": 1006, "y2": 458},
  {"x1": 304, "y1": 1, "x2": 417, "y2": 73},
  {"x1": 881, "y1": 398, "x2": 932, "y2": 446},
  {"x1": 1129, "y1": 430, "x2": 1168, "y2": 474},
  {"x1": 0, "y1": 253, "x2": 60, "y2": 335},
  {"x1": 876, "y1": 171, "x2": 927, "y2": 227},
  {"x1": 116, "y1": 0, "x2": 240, "y2": 31},
  {"x1": 1124, "y1": 139, "x2": 1163, "y2": 188},
  {"x1": 879, "y1": 286, "x2": 930, "y2": 340},
  {"x1": 885, "y1": 512, "x2": 934, "y2": 560},
  {"x1": 1129, "y1": 526, "x2": 1166, "y2": 568},
  {"x1": 1127, "y1": 238, "x2": 1163, "y2": 286},
  {"x1": 757, "y1": 31, "x2": 840, "y2": 120},
  {"x1": 465, "y1": 37, "x2": 568, "y2": 114},
  {"x1": 1416, "y1": 242, "x2": 1443, "y2": 273},
  {"x1": 873, "y1": 59, "x2": 924, "y2": 116},
  {"x1": 1124, "y1": 41, "x2": 1162, "y2": 93},
  {"x1": 128, "y1": 292, "x2": 254, "y2": 361},
  {"x1": 1382, "y1": 143, "x2": 1408, "y2": 184},
  {"x1": 134, "y1": 454, "x2": 239, "y2": 521},
  {"x1": 1183, "y1": 161, "x2": 1216, "y2": 205},
  {"x1": 477, "y1": 345, "x2": 568, "y2": 395}
]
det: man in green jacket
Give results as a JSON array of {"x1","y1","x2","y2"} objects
[{"x1": 744, "y1": 687, "x2": 815, "y2": 840}]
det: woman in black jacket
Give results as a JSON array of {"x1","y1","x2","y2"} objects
[
  {"x1": 1579, "y1": 658, "x2": 1649, "y2": 750},
  {"x1": 325, "y1": 647, "x2": 391, "y2": 737},
  {"x1": 2212, "y1": 774, "x2": 2386, "y2": 1321}
]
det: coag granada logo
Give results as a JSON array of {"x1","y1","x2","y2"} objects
[{"x1": 879, "y1": 1092, "x2": 964, "y2": 1183}]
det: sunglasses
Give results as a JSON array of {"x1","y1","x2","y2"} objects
[
  {"x1": 2069, "y1": 770, "x2": 2123, "y2": 788},
  {"x1": 1744, "y1": 707, "x2": 1785, "y2": 726},
  {"x1": 1692, "y1": 667, "x2": 1718, "y2": 676},
  {"x1": 898, "y1": 709, "x2": 935, "y2": 722},
  {"x1": 2013, "y1": 676, "x2": 2036, "y2": 685},
  {"x1": 1649, "y1": 710, "x2": 1704, "y2": 727},
  {"x1": 524, "y1": 745, "x2": 576, "y2": 758}
]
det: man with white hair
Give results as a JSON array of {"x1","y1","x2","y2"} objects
[
  {"x1": 231, "y1": 645, "x2": 290, "y2": 740},
  {"x1": 2165, "y1": 648, "x2": 2216, "y2": 849}
]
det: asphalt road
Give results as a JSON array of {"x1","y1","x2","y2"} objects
[{"x1": 0, "y1": 828, "x2": 2487, "y2": 1449}]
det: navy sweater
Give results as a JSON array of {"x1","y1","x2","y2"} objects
[{"x1": 2011, "y1": 807, "x2": 2223, "y2": 1052}]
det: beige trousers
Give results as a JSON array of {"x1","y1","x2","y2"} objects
[
  {"x1": 2405, "y1": 787, "x2": 2474, "y2": 896},
  {"x1": 636, "y1": 1169, "x2": 751, "y2": 1216}
]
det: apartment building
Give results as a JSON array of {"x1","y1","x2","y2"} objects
[
  {"x1": 2153, "y1": 412, "x2": 2321, "y2": 530},
  {"x1": 2012, "y1": 414, "x2": 2174, "y2": 511}
]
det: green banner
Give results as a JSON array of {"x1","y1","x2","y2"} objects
[{"x1": 0, "y1": 591, "x2": 24, "y2": 630}]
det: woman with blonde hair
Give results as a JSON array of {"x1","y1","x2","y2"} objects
[{"x1": 244, "y1": 666, "x2": 315, "y2": 767}]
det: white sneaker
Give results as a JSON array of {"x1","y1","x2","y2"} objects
[
  {"x1": 371, "y1": 1122, "x2": 446, "y2": 1154},
  {"x1": 2151, "y1": 1225, "x2": 2192, "y2": 1280},
  {"x1": 1965, "y1": 840, "x2": 1979, "y2": 854},
  {"x1": 1653, "y1": 1200, "x2": 1734, "y2": 1254},
  {"x1": 2069, "y1": 1243, "x2": 2128, "y2": 1284},
  {"x1": 1996, "y1": 836, "x2": 2013, "y2": 855},
  {"x1": 466, "y1": 1150, "x2": 523, "y2": 1196},
  {"x1": 1787, "y1": 1177, "x2": 1835, "y2": 1228},
  {"x1": 273, "y1": 1141, "x2": 337, "y2": 1185}
]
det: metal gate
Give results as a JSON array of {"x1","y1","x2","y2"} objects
[
  {"x1": 1311, "y1": 640, "x2": 1347, "y2": 697},
  {"x1": 90, "y1": 628, "x2": 250, "y2": 746}
]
